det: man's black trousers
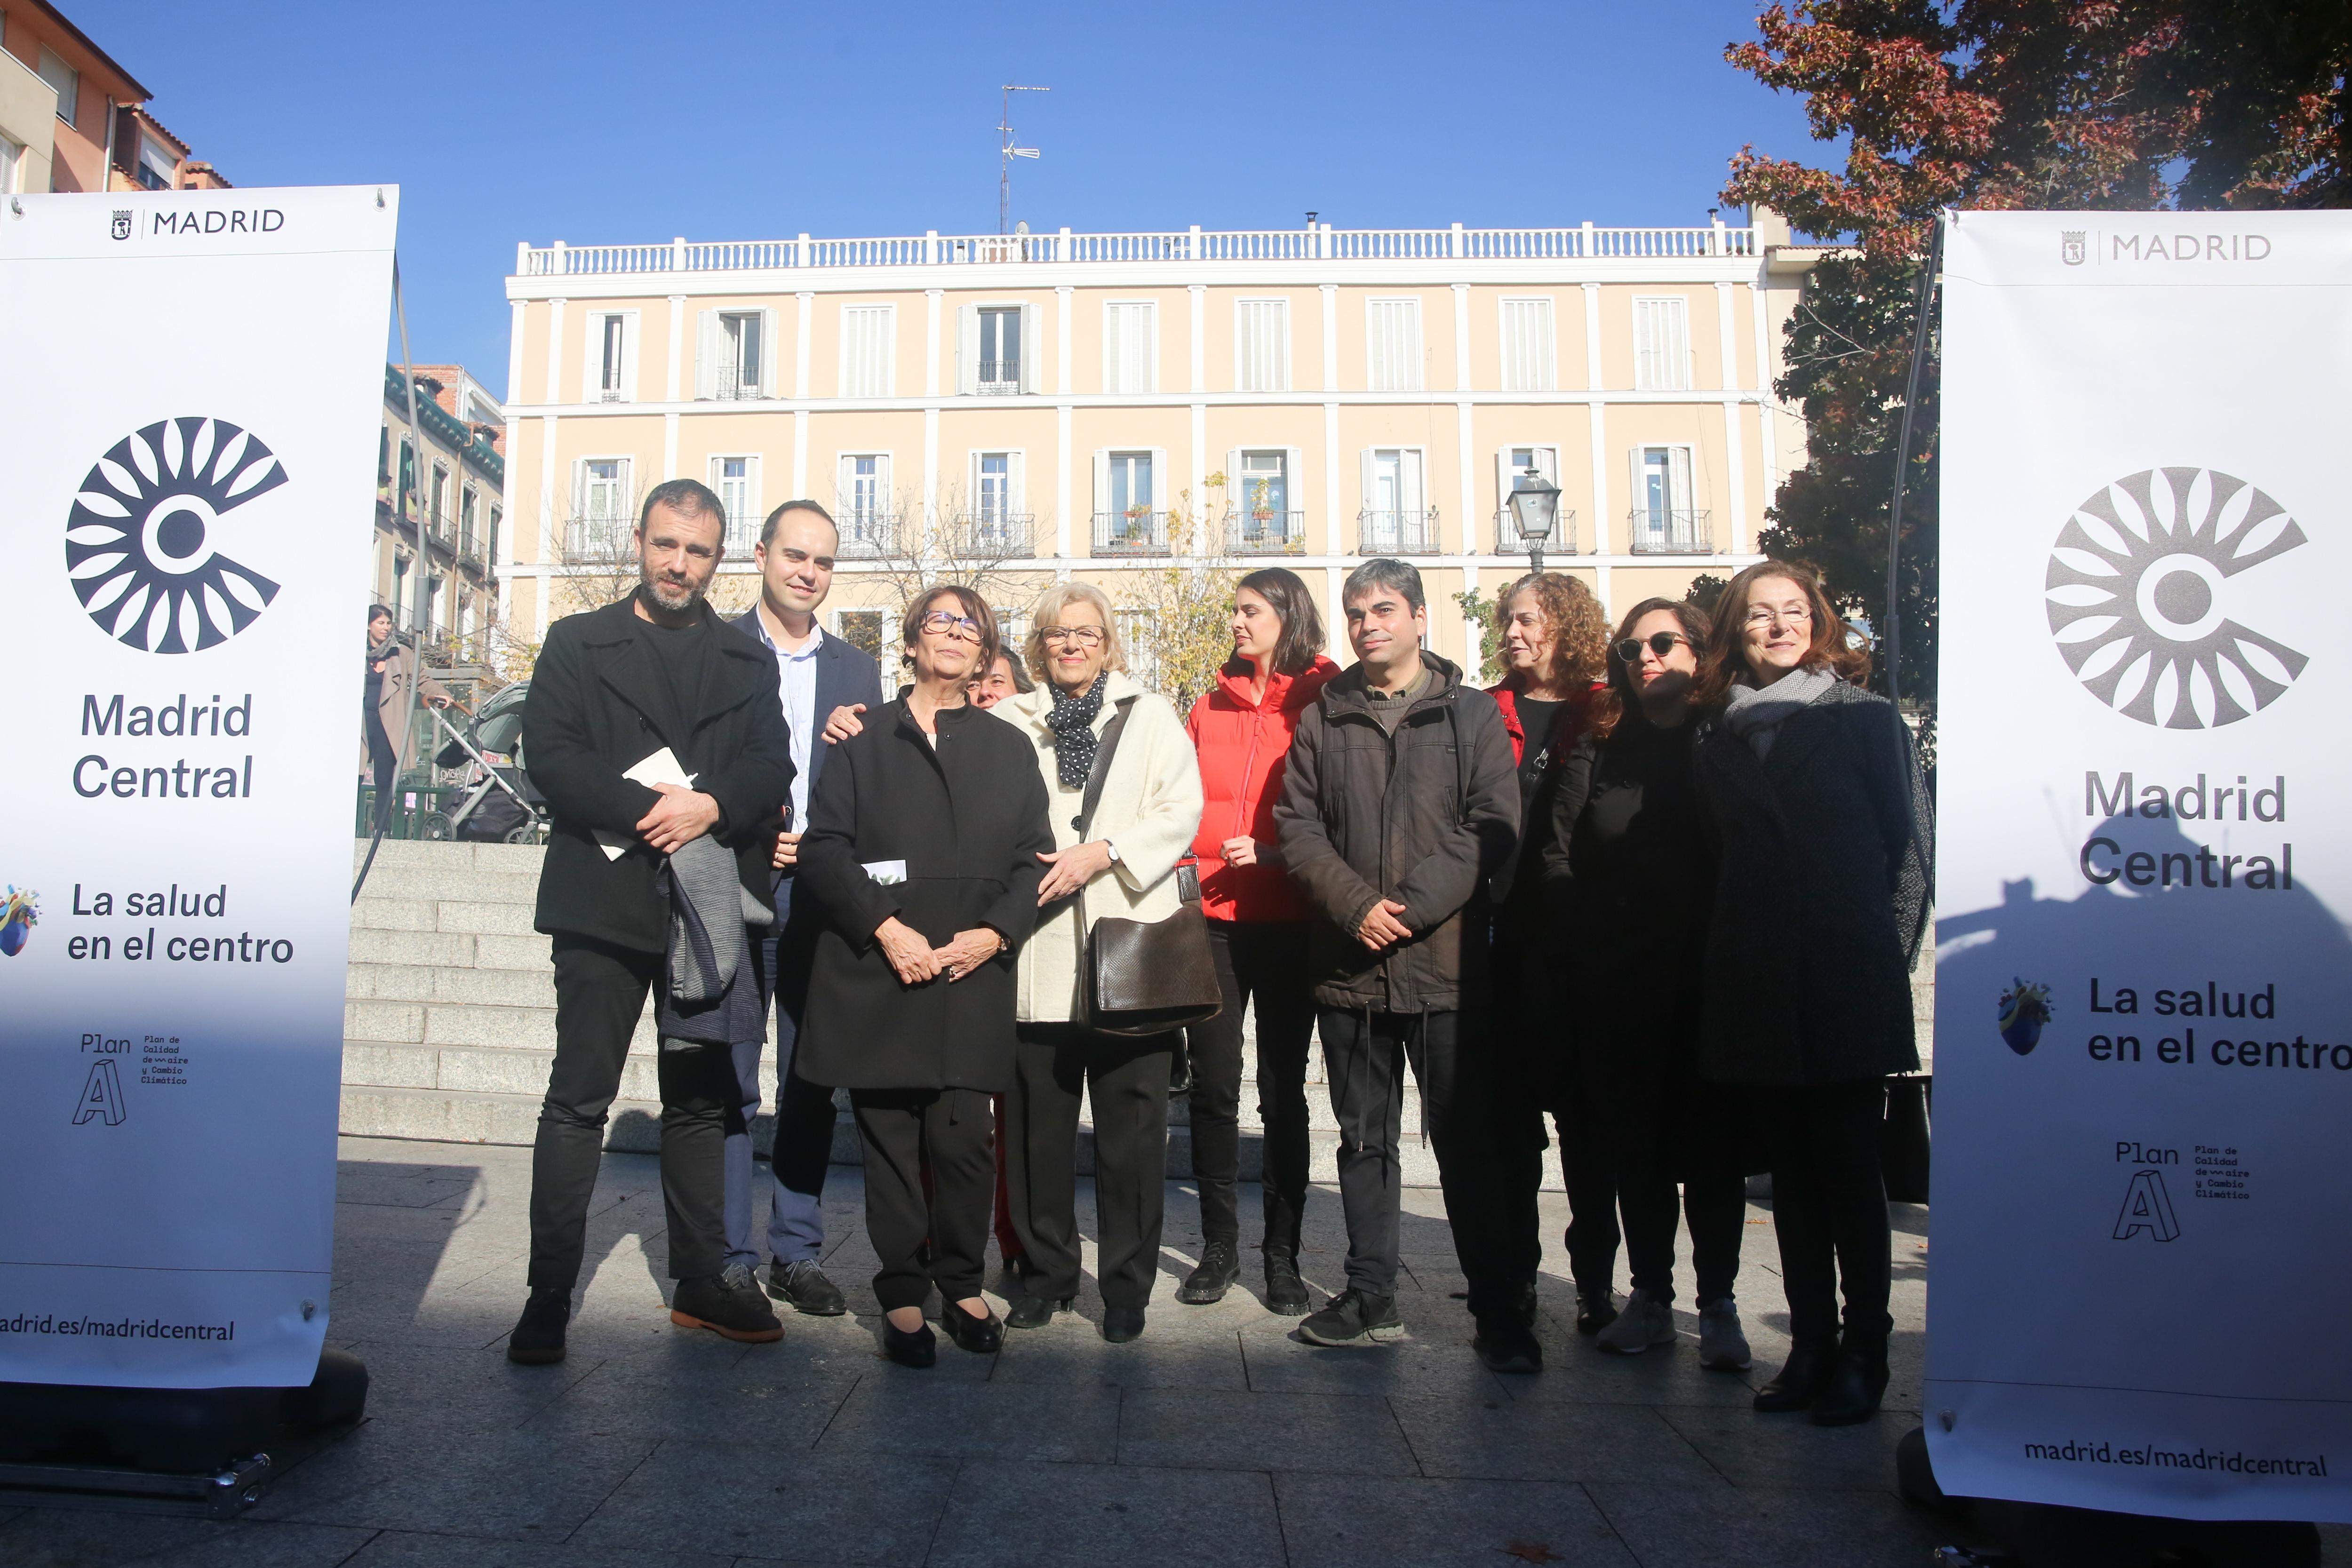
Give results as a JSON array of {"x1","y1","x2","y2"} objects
[
  {"x1": 1006, "y1": 1023, "x2": 1175, "y2": 1310},
  {"x1": 1183, "y1": 920, "x2": 1315, "y2": 1254},
  {"x1": 1316, "y1": 1008, "x2": 1514, "y2": 1318},
  {"x1": 527, "y1": 934, "x2": 734, "y2": 1290}
]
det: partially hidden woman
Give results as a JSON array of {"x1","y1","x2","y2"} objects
[
  {"x1": 1173, "y1": 568, "x2": 1339, "y2": 1314},
  {"x1": 1541, "y1": 597, "x2": 1757, "y2": 1371},
  {"x1": 1688, "y1": 561, "x2": 1931, "y2": 1425},
  {"x1": 1481, "y1": 573, "x2": 1610, "y2": 1373},
  {"x1": 362, "y1": 604, "x2": 449, "y2": 827},
  {"x1": 795, "y1": 587, "x2": 1055, "y2": 1368},
  {"x1": 1003, "y1": 582, "x2": 1205, "y2": 1344}
]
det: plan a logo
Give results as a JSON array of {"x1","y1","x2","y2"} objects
[
  {"x1": 65, "y1": 418, "x2": 286, "y2": 653},
  {"x1": 72, "y1": 1059, "x2": 127, "y2": 1127},
  {"x1": 2114, "y1": 1168, "x2": 2180, "y2": 1242},
  {"x1": 2062, "y1": 231, "x2": 2086, "y2": 266},
  {"x1": 110, "y1": 209, "x2": 133, "y2": 242},
  {"x1": 2045, "y1": 468, "x2": 2309, "y2": 729}
]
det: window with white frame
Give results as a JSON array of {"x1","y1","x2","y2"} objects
[
  {"x1": 1228, "y1": 449, "x2": 1299, "y2": 550},
  {"x1": 978, "y1": 308, "x2": 1021, "y2": 392},
  {"x1": 430, "y1": 464, "x2": 450, "y2": 530},
  {"x1": 1630, "y1": 444, "x2": 1702, "y2": 550},
  {"x1": 1360, "y1": 447, "x2": 1429, "y2": 552},
  {"x1": 585, "y1": 310, "x2": 634, "y2": 402},
  {"x1": 1495, "y1": 446, "x2": 1562, "y2": 550},
  {"x1": 460, "y1": 485, "x2": 480, "y2": 554},
  {"x1": 1633, "y1": 296, "x2": 1693, "y2": 391},
  {"x1": 1235, "y1": 299, "x2": 1290, "y2": 392},
  {"x1": 836, "y1": 453, "x2": 893, "y2": 553},
  {"x1": 1499, "y1": 298, "x2": 1557, "y2": 392},
  {"x1": 840, "y1": 305, "x2": 895, "y2": 398},
  {"x1": 720, "y1": 312, "x2": 762, "y2": 397},
  {"x1": 695, "y1": 307, "x2": 775, "y2": 400},
  {"x1": 572, "y1": 457, "x2": 633, "y2": 556},
  {"x1": 37, "y1": 48, "x2": 78, "y2": 126},
  {"x1": 1093, "y1": 448, "x2": 1164, "y2": 552},
  {"x1": 1103, "y1": 302, "x2": 1157, "y2": 394},
  {"x1": 970, "y1": 451, "x2": 1024, "y2": 539},
  {"x1": 711, "y1": 456, "x2": 760, "y2": 552},
  {"x1": 1366, "y1": 298, "x2": 1423, "y2": 392},
  {"x1": 136, "y1": 133, "x2": 177, "y2": 191}
]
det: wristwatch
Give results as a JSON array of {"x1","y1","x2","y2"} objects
[{"x1": 1104, "y1": 841, "x2": 1121, "y2": 865}]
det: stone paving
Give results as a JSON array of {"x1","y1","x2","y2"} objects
[{"x1": 2, "y1": 1136, "x2": 2333, "y2": 1567}]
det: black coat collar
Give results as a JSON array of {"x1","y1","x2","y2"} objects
[{"x1": 579, "y1": 596, "x2": 767, "y2": 753}]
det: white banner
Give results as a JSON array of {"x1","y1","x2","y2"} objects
[
  {"x1": 0, "y1": 187, "x2": 395, "y2": 1387},
  {"x1": 1930, "y1": 210, "x2": 2352, "y2": 1519}
]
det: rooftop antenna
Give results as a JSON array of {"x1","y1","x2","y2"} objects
[{"x1": 999, "y1": 83, "x2": 1048, "y2": 235}]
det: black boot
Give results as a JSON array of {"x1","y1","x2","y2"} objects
[
  {"x1": 506, "y1": 1286, "x2": 569, "y2": 1365},
  {"x1": 1177, "y1": 1240, "x2": 1242, "y2": 1305},
  {"x1": 1809, "y1": 1334, "x2": 1889, "y2": 1426},
  {"x1": 1754, "y1": 1336, "x2": 1840, "y2": 1413},
  {"x1": 1263, "y1": 1248, "x2": 1311, "y2": 1317}
]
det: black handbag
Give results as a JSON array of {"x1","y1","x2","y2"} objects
[{"x1": 1066, "y1": 700, "x2": 1223, "y2": 1039}]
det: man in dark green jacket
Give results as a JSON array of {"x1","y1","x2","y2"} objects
[{"x1": 1274, "y1": 558, "x2": 1528, "y2": 1366}]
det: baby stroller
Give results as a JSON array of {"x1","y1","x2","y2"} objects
[{"x1": 419, "y1": 682, "x2": 547, "y2": 844}]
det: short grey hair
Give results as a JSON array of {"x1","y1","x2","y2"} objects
[{"x1": 1343, "y1": 557, "x2": 1424, "y2": 615}]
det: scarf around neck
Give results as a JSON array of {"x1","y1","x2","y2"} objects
[
  {"x1": 1722, "y1": 664, "x2": 1836, "y2": 759},
  {"x1": 1045, "y1": 672, "x2": 1108, "y2": 788}
]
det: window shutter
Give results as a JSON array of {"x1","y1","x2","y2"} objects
[
  {"x1": 1008, "y1": 450, "x2": 1026, "y2": 514},
  {"x1": 1285, "y1": 447, "x2": 1305, "y2": 534},
  {"x1": 1102, "y1": 307, "x2": 1121, "y2": 394},
  {"x1": 1092, "y1": 449, "x2": 1112, "y2": 522},
  {"x1": 1495, "y1": 450, "x2": 1518, "y2": 548},
  {"x1": 1148, "y1": 447, "x2": 1168, "y2": 512},
  {"x1": 617, "y1": 457, "x2": 634, "y2": 515},
  {"x1": 1019, "y1": 303, "x2": 1038, "y2": 393},
  {"x1": 967, "y1": 450, "x2": 981, "y2": 516},
  {"x1": 1367, "y1": 305, "x2": 1388, "y2": 392},
  {"x1": 581, "y1": 313, "x2": 598, "y2": 403},
  {"x1": 1401, "y1": 449, "x2": 1424, "y2": 517},
  {"x1": 1634, "y1": 300, "x2": 1655, "y2": 390},
  {"x1": 1225, "y1": 448, "x2": 1243, "y2": 517},
  {"x1": 1670, "y1": 446, "x2": 1693, "y2": 513},
  {"x1": 1143, "y1": 304, "x2": 1160, "y2": 393},
  {"x1": 759, "y1": 308, "x2": 780, "y2": 397},
  {"x1": 837, "y1": 453, "x2": 855, "y2": 511},
  {"x1": 1629, "y1": 446, "x2": 1649, "y2": 530},
  {"x1": 1359, "y1": 449, "x2": 1377, "y2": 525},
  {"x1": 957, "y1": 305, "x2": 978, "y2": 396},
  {"x1": 571, "y1": 457, "x2": 587, "y2": 517},
  {"x1": 695, "y1": 310, "x2": 719, "y2": 399}
]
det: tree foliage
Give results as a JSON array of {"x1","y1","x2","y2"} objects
[{"x1": 1723, "y1": 0, "x2": 2351, "y2": 703}]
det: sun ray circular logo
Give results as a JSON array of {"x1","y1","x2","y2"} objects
[
  {"x1": 2044, "y1": 467, "x2": 2308, "y2": 729},
  {"x1": 64, "y1": 417, "x2": 286, "y2": 654}
]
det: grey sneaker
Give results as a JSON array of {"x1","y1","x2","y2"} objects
[
  {"x1": 1594, "y1": 1287, "x2": 1677, "y2": 1355},
  {"x1": 1698, "y1": 1296, "x2": 1753, "y2": 1371}
]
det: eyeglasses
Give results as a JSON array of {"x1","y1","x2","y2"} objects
[
  {"x1": 1744, "y1": 604, "x2": 1814, "y2": 630},
  {"x1": 920, "y1": 611, "x2": 985, "y2": 641},
  {"x1": 1040, "y1": 626, "x2": 1106, "y2": 649},
  {"x1": 1613, "y1": 631, "x2": 1688, "y2": 664}
]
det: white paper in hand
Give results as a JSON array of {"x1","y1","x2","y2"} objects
[{"x1": 596, "y1": 746, "x2": 699, "y2": 860}]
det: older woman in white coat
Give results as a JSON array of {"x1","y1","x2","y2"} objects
[{"x1": 1001, "y1": 581, "x2": 1204, "y2": 1343}]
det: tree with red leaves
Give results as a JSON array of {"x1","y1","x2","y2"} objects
[{"x1": 1722, "y1": 0, "x2": 2349, "y2": 713}]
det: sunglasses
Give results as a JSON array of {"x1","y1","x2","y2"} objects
[{"x1": 1613, "y1": 631, "x2": 1689, "y2": 664}]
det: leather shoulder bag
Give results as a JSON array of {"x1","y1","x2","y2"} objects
[{"x1": 1067, "y1": 700, "x2": 1223, "y2": 1038}]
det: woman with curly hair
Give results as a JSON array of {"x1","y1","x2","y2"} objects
[
  {"x1": 1688, "y1": 560, "x2": 1930, "y2": 1425},
  {"x1": 1478, "y1": 571, "x2": 1611, "y2": 1373}
]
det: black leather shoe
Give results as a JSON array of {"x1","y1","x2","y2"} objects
[
  {"x1": 1575, "y1": 1289, "x2": 1618, "y2": 1337},
  {"x1": 1809, "y1": 1336, "x2": 1889, "y2": 1425},
  {"x1": 671, "y1": 1273, "x2": 785, "y2": 1344},
  {"x1": 1754, "y1": 1337, "x2": 1841, "y2": 1413},
  {"x1": 506, "y1": 1286, "x2": 569, "y2": 1365},
  {"x1": 764, "y1": 1258, "x2": 847, "y2": 1316},
  {"x1": 1263, "y1": 1249, "x2": 1311, "y2": 1316},
  {"x1": 940, "y1": 1300, "x2": 1004, "y2": 1354},
  {"x1": 1006, "y1": 1293, "x2": 1072, "y2": 1330},
  {"x1": 883, "y1": 1319, "x2": 937, "y2": 1368},
  {"x1": 1101, "y1": 1303, "x2": 1147, "y2": 1343},
  {"x1": 1473, "y1": 1317, "x2": 1544, "y2": 1374},
  {"x1": 1177, "y1": 1241, "x2": 1242, "y2": 1305}
]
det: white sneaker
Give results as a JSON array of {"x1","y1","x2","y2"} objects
[
  {"x1": 1594, "y1": 1288, "x2": 1676, "y2": 1355},
  {"x1": 1698, "y1": 1296, "x2": 1752, "y2": 1371}
]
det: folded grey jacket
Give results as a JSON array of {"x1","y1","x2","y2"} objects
[{"x1": 658, "y1": 833, "x2": 775, "y2": 1049}]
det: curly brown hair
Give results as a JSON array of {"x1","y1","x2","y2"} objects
[
  {"x1": 1690, "y1": 559, "x2": 1869, "y2": 707},
  {"x1": 1494, "y1": 572, "x2": 1609, "y2": 690}
]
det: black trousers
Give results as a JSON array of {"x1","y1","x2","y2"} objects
[
  {"x1": 1494, "y1": 1100, "x2": 1621, "y2": 1301},
  {"x1": 852, "y1": 1087, "x2": 994, "y2": 1313},
  {"x1": 366, "y1": 710, "x2": 399, "y2": 828},
  {"x1": 1761, "y1": 1079, "x2": 1893, "y2": 1343},
  {"x1": 1317, "y1": 1008, "x2": 1513, "y2": 1317},
  {"x1": 1184, "y1": 921, "x2": 1315, "y2": 1252},
  {"x1": 1618, "y1": 1167, "x2": 1746, "y2": 1308},
  {"x1": 527, "y1": 935, "x2": 734, "y2": 1290},
  {"x1": 1006, "y1": 1023, "x2": 1175, "y2": 1310}
]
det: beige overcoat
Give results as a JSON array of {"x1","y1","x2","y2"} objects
[
  {"x1": 1007, "y1": 670, "x2": 1204, "y2": 1024},
  {"x1": 360, "y1": 643, "x2": 451, "y2": 778}
]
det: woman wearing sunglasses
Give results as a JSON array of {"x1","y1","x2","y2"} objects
[
  {"x1": 1688, "y1": 561, "x2": 1930, "y2": 1425},
  {"x1": 1541, "y1": 597, "x2": 1758, "y2": 1372},
  {"x1": 795, "y1": 586, "x2": 1055, "y2": 1367}
]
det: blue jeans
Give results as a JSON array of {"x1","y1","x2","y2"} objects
[{"x1": 722, "y1": 877, "x2": 837, "y2": 1269}]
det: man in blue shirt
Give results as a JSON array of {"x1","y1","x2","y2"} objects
[{"x1": 727, "y1": 499, "x2": 884, "y2": 1315}]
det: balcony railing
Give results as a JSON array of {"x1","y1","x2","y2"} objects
[
  {"x1": 564, "y1": 516, "x2": 633, "y2": 560},
  {"x1": 1357, "y1": 508, "x2": 1441, "y2": 555},
  {"x1": 836, "y1": 509, "x2": 900, "y2": 558},
  {"x1": 1625, "y1": 509, "x2": 1714, "y2": 554},
  {"x1": 975, "y1": 360, "x2": 1021, "y2": 396},
  {"x1": 518, "y1": 223, "x2": 1758, "y2": 278},
  {"x1": 711, "y1": 365, "x2": 765, "y2": 402},
  {"x1": 1093, "y1": 509, "x2": 1172, "y2": 556},
  {"x1": 1227, "y1": 510, "x2": 1307, "y2": 555},
  {"x1": 1495, "y1": 509, "x2": 1579, "y2": 557},
  {"x1": 955, "y1": 512, "x2": 1034, "y2": 558}
]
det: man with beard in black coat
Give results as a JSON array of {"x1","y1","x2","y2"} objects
[{"x1": 507, "y1": 479, "x2": 797, "y2": 1364}]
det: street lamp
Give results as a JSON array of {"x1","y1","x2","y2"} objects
[{"x1": 1505, "y1": 466, "x2": 1561, "y2": 575}]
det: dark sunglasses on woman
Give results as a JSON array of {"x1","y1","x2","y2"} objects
[{"x1": 1614, "y1": 631, "x2": 1688, "y2": 664}]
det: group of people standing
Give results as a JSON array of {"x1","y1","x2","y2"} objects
[{"x1": 502, "y1": 476, "x2": 1929, "y2": 1429}]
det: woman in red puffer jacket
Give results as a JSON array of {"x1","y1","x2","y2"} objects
[{"x1": 1173, "y1": 567, "x2": 1340, "y2": 1316}]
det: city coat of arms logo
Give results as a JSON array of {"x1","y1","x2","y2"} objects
[
  {"x1": 2061, "y1": 230, "x2": 2086, "y2": 266},
  {"x1": 2044, "y1": 467, "x2": 2308, "y2": 728},
  {"x1": 65, "y1": 417, "x2": 286, "y2": 653},
  {"x1": 110, "y1": 209, "x2": 132, "y2": 241}
]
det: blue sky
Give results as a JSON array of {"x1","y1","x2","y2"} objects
[{"x1": 72, "y1": 0, "x2": 1829, "y2": 382}]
